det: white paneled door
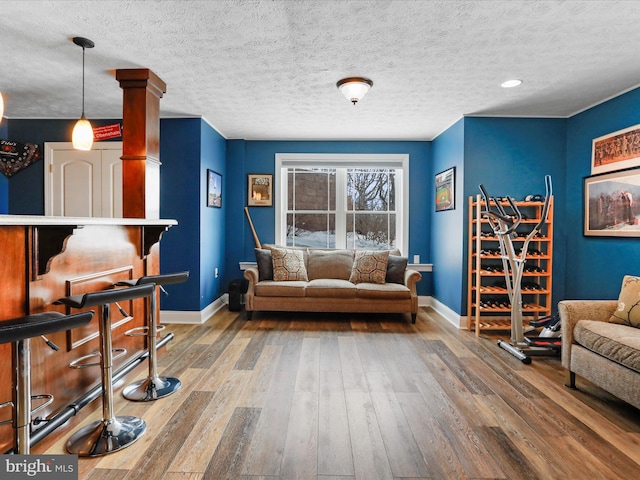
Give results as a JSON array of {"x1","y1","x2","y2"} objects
[{"x1": 44, "y1": 142, "x2": 123, "y2": 217}]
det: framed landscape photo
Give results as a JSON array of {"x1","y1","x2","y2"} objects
[
  {"x1": 435, "y1": 167, "x2": 455, "y2": 212},
  {"x1": 207, "y1": 169, "x2": 222, "y2": 208},
  {"x1": 248, "y1": 173, "x2": 273, "y2": 207},
  {"x1": 592, "y1": 124, "x2": 640, "y2": 175},
  {"x1": 584, "y1": 167, "x2": 640, "y2": 236}
]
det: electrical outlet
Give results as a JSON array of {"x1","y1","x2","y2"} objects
[{"x1": 215, "y1": 268, "x2": 219, "y2": 278}]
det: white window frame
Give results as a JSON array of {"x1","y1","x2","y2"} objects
[{"x1": 275, "y1": 153, "x2": 409, "y2": 254}]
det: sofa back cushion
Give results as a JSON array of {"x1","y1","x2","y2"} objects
[
  {"x1": 307, "y1": 249, "x2": 354, "y2": 280},
  {"x1": 610, "y1": 275, "x2": 640, "y2": 328}
]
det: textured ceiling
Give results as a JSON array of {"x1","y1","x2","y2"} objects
[{"x1": 2, "y1": 0, "x2": 640, "y2": 140}]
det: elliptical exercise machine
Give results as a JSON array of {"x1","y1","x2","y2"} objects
[{"x1": 479, "y1": 175, "x2": 559, "y2": 364}]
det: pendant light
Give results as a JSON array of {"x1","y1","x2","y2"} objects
[
  {"x1": 337, "y1": 77, "x2": 373, "y2": 105},
  {"x1": 72, "y1": 37, "x2": 95, "y2": 151}
]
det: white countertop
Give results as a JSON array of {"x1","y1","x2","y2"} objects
[{"x1": 0, "y1": 215, "x2": 177, "y2": 227}]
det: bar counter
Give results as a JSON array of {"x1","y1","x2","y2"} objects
[{"x1": 0, "y1": 215, "x2": 177, "y2": 451}]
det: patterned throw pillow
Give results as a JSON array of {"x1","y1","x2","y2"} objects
[
  {"x1": 271, "y1": 247, "x2": 308, "y2": 281},
  {"x1": 349, "y1": 250, "x2": 390, "y2": 284},
  {"x1": 610, "y1": 275, "x2": 640, "y2": 328}
]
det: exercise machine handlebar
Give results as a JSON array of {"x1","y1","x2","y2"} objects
[{"x1": 478, "y1": 184, "x2": 520, "y2": 235}]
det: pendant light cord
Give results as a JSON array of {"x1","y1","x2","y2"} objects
[{"x1": 81, "y1": 45, "x2": 86, "y2": 118}]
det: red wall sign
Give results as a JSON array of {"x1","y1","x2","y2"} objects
[{"x1": 93, "y1": 123, "x2": 122, "y2": 141}]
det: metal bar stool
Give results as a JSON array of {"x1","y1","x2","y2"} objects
[
  {"x1": 116, "y1": 271, "x2": 189, "y2": 401},
  {"x1": 0, "y1": 311, "x2": 94, "y2": 454},
  {"x1": 55, "y1": 283, "x2": 155, "y2": 457}
]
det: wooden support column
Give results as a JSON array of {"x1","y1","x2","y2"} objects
[{"x1": 116, "y1": 68, "x2": 166, "y2": 219}]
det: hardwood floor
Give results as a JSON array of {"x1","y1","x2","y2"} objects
[{"x1": 34, "y1": 307, "x2": 640, "y2": 479}]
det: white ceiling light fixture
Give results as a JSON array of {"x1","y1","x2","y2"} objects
[
  {"x1": 501, "y1": 79, "x2": 523, "y2": 88},
  {"x1": 0, "y1": 91, "x2": 4, "y2": 123},
  {"x1": 72, "y1": 36, "x2": 95, "y2": 151},
  {"x1": 337, "y1": 77, "x2": 373, "y2": 105}
]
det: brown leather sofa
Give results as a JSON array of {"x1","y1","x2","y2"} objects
[{"x1": 244, "y1": 247, "x2": 422, "y2": 323}]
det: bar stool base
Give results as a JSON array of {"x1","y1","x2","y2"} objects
[
  {"x1": 66, "y1": 415, "x2": 146, "y2": 457},
  {"x1": 122, "y1": 376, "x2": 181, "y2": 401}
]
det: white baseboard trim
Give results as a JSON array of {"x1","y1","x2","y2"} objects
[
  {"x1": 161, "y1": 295, "x2": 227, "y2": 324},
  {"x1": 418, "y1": 295, "x2": 431, "y2": 307},
  {"x1": 426, "y1": 297, "x2": 464, "y2": 329},
  {"x1": 160, "y1": 294, "x2": 464, "y2": 328}
]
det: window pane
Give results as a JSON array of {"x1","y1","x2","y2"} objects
[
  {"x1": 288, "y1": 168, "x2": 334, "y2": 211},
  {"x1": 287, "y1": 170, "x2": 294, "y2": 210},
  {"x1": 286, "y1": 213, "x2": 335, "y2": 248},
  {"x1": 346, "y1": 213, "x2": 396, "y2": 250},
  {"x1": 347, "y1": 169, "x2": 395, "y2": 212}
]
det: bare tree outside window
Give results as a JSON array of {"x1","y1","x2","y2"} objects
[{"x1": 347, "y1": 169, "x2": 396, "y2": 249}]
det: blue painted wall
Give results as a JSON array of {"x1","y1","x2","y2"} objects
[
  {"x1": 431, "y1": 119, "x2": 465, "y2": 313},
  {"x1": 199, "y1": 120, "x2": 227, "y2": 309},
  {"x1": 0, "y1": 120, "x2": 7, "y2": 213},
  {"x1": 159, "y1": 118, "x2": 227, "y2": 311},
  {"x1": 462, "y1": 117, "x2": 567, "y2": 313},
  {"x1": 223, "y1": 140, "x2": 433, "y2": 296},
  {"x1": 159, "y1": 118, "x2": 202, "y2": 311},
  {"x1": 0, "y1": 170, "x2": 6, "y2": 214},
  {"x1": 564, "y1": 88, "x2": 640, "y2": 300},
  {"x1": 224, "y1": 139, "x2": 248, "y2": 294}
]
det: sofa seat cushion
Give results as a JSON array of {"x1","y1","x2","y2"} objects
[
  {"x1": 574, "y1": 320, "x2": 640, "y2": 373},
  {"x1": 307, "y1": 250, "x2": 354, "y2": 280},
  {"x1": 255, "y1": 281, "x2": 307, "y2": 297},
  {"x1": 356, "y1": 282, "x2": 411, "y2": 300},
  {"x1": 306, "y1": 279, "x2": 357, "y2": 298}
]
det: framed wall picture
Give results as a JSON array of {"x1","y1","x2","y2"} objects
[
  {"x1": 584, "y1": 167, "x2": 640, "y2": 236},
  {"x1": 248, "y1": 173, "x2": 273, "y2": 207},
  {"x1": 435, "y1": 167, "x2": 455, "y2": 211},
  {"x1": 207, "y1": 169, "x2": 222, "y2": 208},
  {"x1": 592, "y1": 124, "x2": 640, "y2": 175}
]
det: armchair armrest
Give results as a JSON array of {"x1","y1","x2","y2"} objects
[{"x1": 558, "y1": 299, "x2": 617, "y2": 369}]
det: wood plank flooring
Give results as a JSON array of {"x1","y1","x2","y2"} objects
[{"x1": 34, "y1": 307, "x2": 640, "y2": 479}]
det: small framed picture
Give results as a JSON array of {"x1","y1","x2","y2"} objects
[
  {"x1": 435, "y1": 167, "x2": 455, "y2": 211},
  {"x1": 207, "y1": 169, "x2": 222, "y2": 208},
  {"x1": 248, "y1": 173, "x2": 273, "y2": 207}
]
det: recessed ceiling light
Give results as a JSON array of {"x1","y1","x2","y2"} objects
[{"x1": 501, "y1": 79, "x2": 522, "y2": 88}]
